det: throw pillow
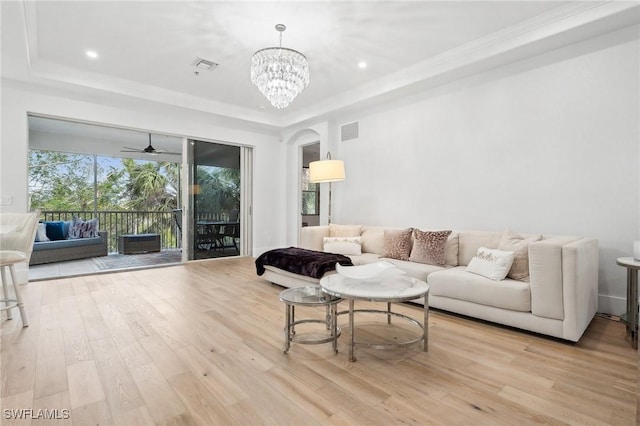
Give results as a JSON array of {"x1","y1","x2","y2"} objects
[
  {"x1": 329, "y1": 224, "x2": 362, "y2": 237},
  {"x1": 323, "y1": 236, "x2": 362, "y2": 256},
  {"x1": 383, "y1": 228, "x2": 413, "y2": 261},
  {"x1": 63, "y1": 221, "x2": 72, "y2": 238},
  {"x1": 69, "y1": 216, "x2": 99, "y2": 239},
  {"x1": 498, "y1": 229, "x2": 542, "y2": 281},
  {"x1": 466, "y1": 247, "x2": 515, "y2": 281},
  {"x1": 409, "y1": 229, "x2": 452, "y2": 266},
  {"x1": 35, "y1": 223, "x2": 49, "y2": 242},
  {"x1": 45, "y1": 221, "x2": 66, "y2": 241}
]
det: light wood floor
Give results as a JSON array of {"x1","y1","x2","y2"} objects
[{"x1": 1, "y1": 257, "x2": 637, "y2": 425}]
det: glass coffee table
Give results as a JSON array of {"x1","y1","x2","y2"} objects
[
  {"x1": 279, "y1": 286, "x2": 342, "y2": 353},
  {"x1": 320, "y1": 273, "x2": 429, "y2": 362}
]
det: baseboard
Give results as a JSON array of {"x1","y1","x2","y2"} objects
[{"x1": 598, "y1": 293, "x2": 627, "y2": 316}]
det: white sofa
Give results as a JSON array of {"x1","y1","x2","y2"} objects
[{"x1": 259, "y1": 225, "x2": 599, "y2": 342}]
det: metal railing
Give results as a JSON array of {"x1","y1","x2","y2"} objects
[{"x1": 41, "y1": 210, "x2": 180, "y2": 253}]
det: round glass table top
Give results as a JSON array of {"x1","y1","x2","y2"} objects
[
  {"x1": 279, "y1": 286, "x2": 342, "y2": 306},
  {"x1": 320, "y1": 274, "x2": 428, "y2": 302}
]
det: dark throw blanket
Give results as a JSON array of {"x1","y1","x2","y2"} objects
[{"x1": 255, "y1": 247, "x2": 353, "y2": 279}]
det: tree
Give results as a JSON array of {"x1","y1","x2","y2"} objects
[
  {"x1": 195, "y1": 166, "x2": 240, "y2": 218},
  {"x1": 121, "y1": 159, "x2": 178, "y2": 211},
  {"x1": 29, "y1": 151, "x2": 96, "y2": 210}
]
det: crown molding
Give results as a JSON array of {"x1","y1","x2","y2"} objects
[
  {"x1": 18, "y1": 0, "x2": 640, "y2": 130},
  {"x1": 280, "y1": 1, "x2": 640, "y2": 127}
]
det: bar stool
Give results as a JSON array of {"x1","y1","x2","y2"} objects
[
  {"x1": 0, "y1": 250, "x2": 29, "y2": 326},
  {"x1": 0, "y1": 209, "x2": 40, "y2": 327}
]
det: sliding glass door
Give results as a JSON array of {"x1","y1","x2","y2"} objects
[{"x1": 186, "y1": 140, "x2": 251, "y2": 260}]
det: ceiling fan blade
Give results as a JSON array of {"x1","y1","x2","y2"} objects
[{"x1": 152, "y1": 148, "x2": 181, "y2": 155}]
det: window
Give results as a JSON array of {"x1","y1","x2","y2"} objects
[{"x1": 301, "y1": 167, "x2": 319, "y2": 215}]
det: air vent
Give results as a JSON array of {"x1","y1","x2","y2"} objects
[
  {"x1": 341, "y1": 122, "x2": 359, "y2": 142},
  {"x1": 191, "y1": 57, "x2": 219, "y2": 71}
]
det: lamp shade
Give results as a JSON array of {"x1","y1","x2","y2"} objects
[{"x1": 309, "y1": 159, "x2": 345, "y2": 183}]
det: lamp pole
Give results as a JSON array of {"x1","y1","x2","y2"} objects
[{"x1": 328, "y1": 181, "x2": 333, "y2": 225}]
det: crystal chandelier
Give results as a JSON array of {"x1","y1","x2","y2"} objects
[{"x1": 251, "y1": 24, "x2": 309, "y2": 109}]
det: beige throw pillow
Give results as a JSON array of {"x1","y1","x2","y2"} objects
[
  {"x1": 329, "y1": 224, "x2": 362, "y2": 237},
  {"x1": 383, "y1": 228, "x2": 413, "y2": 261},
  {"x1": 498, "y1": 229, "x2": 542, "y2": 281},
  {"x1": 409, "y1": 229, "x2": 452, "y2": 266}
]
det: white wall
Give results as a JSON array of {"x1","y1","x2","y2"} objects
[
  {"x1": 322, "y1": 27, "x2": 638, "y2": 315},
  {"x1": 0, "y1": 83, "x2": 287, "y2": 277}
]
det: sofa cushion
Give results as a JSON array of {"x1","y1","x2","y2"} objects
[
  {"x1": 329, "y1": 224, "x2": 362, "y2": 237},
  {"x1": 69, "y1": 216, "x2": 99, "y2": 239},
  {"x1": 383, "y1": 258, "x2": 444, "y2": 281},
  {"x1": 32, "y1": 235, "x2": 104, "y2": 251},
  {"x1": 45, "y1": 221, "x2": 67, "y2": 241},
  {"x1": 409, "y1": 229, "x2": 452, "y2": 266},
  {"x1": 323, "y1": 236, "x2": 362, "y2": 256},
  {"x1": 429, "y1": 267, "x2": 531, "y2": 312},
  {"x1": 445, "y1": 233, "x2": 459, "y2": 266},
  {"x1": 499, "y1": 229, "x2": 542, "y2": 281},
  {"x1": 35, "y1": 223, "x2": 49, "y2": 242},
  {"x1": 383, "y1": 228, "x2": 413, "y2": 261},
  {"x1": 466, "y1": 247, "x2": 515, "y2": 281},
  {"x1": 361, "y1": 226, "x2": 386, "y2": 255},
  {"x1": 458, "y1": 231, "x2": 503, "y2": 265}
]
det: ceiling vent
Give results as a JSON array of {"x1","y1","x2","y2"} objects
[
  {"x1": 191, "y1": 57, "x2": 219, "y2": 71},
  {"x1": 341, "y1": 122, "x2": 359, "y2": 142}
]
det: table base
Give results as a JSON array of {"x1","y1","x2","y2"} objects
[
  {"x1": 284, "y1": 303, "x2": 341, "y2": 353},
  {"x1": 343, "y1": 300, "x2": 428, "y2": 362}
]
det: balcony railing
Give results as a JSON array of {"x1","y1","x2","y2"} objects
[
  {"x1": 40, "y1": 210, "x2": 236, "y2": 254},
  {"x1": 41, "y1": 210, "x2": 180, "y2": 253}
]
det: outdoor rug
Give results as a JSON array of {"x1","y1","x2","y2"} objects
[{"x1": 92, "y1": 250, "x2": 183, "y2": 270}]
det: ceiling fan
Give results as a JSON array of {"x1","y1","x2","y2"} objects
[{"x1": 121, "y1": 133, "x2": 180, "y2": 156}]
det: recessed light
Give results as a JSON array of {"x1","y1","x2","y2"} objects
[
  {"x1": 86, "y1": 50, "x2": 98, "y2": 59},
  {"x1": 358, "y1": 61, "x2": 367, "y2": 69}
]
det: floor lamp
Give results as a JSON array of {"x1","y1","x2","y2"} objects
[{"x1": 309, "y1": 152, "x2": 345, "y2": 224}]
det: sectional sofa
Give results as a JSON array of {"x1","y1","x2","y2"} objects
[{"x1": 258, "y1": 224, "x2": 599, "y2": 342}]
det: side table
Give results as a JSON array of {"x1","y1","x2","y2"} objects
[
  {"x1": 616, "y1": 257, "x2": 639, "y2": 349},
  {"x1": 279, "y1": 286, "x2": 342, "y2": 353}
]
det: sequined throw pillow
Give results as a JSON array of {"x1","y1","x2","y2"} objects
[{"x1": 409, "y1": 229, "x2": 453, "y2": 266}]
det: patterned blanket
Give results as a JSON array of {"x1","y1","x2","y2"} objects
[{"x1": 255, "y1": 247, "x2": 353, "y2": 279}]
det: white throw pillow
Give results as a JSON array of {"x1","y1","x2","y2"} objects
[
  {"x1": 466, "y1": 247, "x2": 515, "y2": 281},
  {"x1": 323, "y1": 236, "x2": 362, "y2": 256},
  {"x1": 35, "y1": 223, "x2": 49, "y2": 242}
]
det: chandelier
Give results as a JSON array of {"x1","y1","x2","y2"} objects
[{"x1": 251, "y1": 24, "x2": 309, "y2": 109}]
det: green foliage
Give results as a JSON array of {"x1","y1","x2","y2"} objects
[
  {"x1": 195, "y1": 165, "x2": 240, "y2": 217},
  {"x1": 121, "y1": 159, "x2": 178, "y2": 211},
  {"x1": 28, "y1": 150, "x2": 179, "y2": 212},
  {"x1": 29, "y1": 151, "x2": 97, "y2": 210}
]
